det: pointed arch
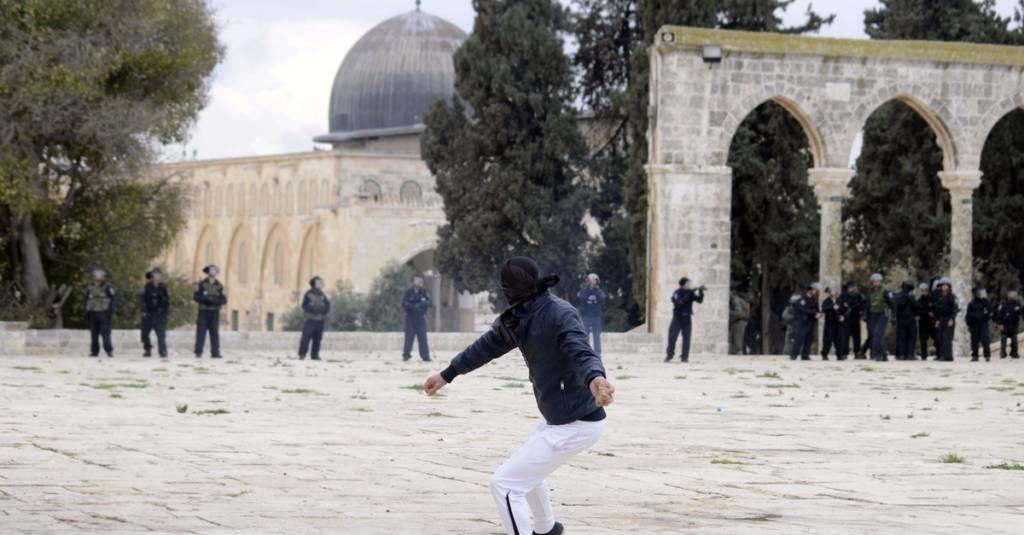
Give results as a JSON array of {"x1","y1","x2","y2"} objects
[
  {"x1": 192, "y1": 225, "x2": 219, "y2": 280},
  {"x1": 719, "y1": 92, "x2": 827, "y2": 169},
  {"x1": 260, "y1": 224, "x2": 290, "y2": 288},
  {"x1": 849, "y1": 90, "x2": 957, "y2": 171},
  {"x1": 296, "y1": 225, "x2": 319, "y2": 291}
]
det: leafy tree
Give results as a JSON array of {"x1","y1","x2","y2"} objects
[
  {"x1": 0, "y1": 0, "x2": 223, "y2": 325},
  {"x1": 422, "y1": 0, "x2": 590, "y2": 301},
  {"x1": 570, "y1": 0, "x2": 831, "y2": 328},
  {"x1": 364, "y1": 262, "x2": 416, "y2": 332},
  {"x1": 849, "y1": 0, "x2": 1024, "y2": 294},
  {"x1": 73, "y1": 273, "x2": 196, "y2": 331}
]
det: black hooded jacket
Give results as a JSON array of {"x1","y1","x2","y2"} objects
[{"x1": 440, "y1": 292, "x2": 606, "y2": 425}]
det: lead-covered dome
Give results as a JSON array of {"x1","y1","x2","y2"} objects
[{"x1": 316, "y1": 10, "x2": 466, "y2": 142}]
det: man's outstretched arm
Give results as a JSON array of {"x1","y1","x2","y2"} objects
[{"x1": 424, "y1": 327, "x2": 516, "y2": 396}]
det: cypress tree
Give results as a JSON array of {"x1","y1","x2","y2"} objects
[{"x1": 422, "y1": 0, "x2": 590, "y2": 299}]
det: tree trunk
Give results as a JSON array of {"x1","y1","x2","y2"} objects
[
  {"x1": 17, "y1": 213, "x2": 49, "y2": 302},
  {"x1": 761, "y1": 266, "x2": 770, "y2": 355}
]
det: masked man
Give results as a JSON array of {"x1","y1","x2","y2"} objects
[
  {"x1": 424, "y1": 256, "x2": 614, "y2": 535},
  {"x1": 576, "y1": 273, "x2": 606, "y2": 354}
]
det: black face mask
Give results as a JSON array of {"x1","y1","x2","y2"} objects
[{"x1": 500, "y1": 256, "x2": 559, "y2": 306}]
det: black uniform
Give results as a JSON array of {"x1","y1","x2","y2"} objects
[
  {"x1": 917, "y1": 292, "x2": 935, "y2": 359},
  {"x1": 893, "y1": 286, "x2": 920, "y2": 360},
  {"x1": 821, "y1": 296, "x2": 844, "y2": 360},
  {"x1": 193, "y1": 279, "x2": 226, "y2": 358},
  {"x1": 402, "y1": 287, "x2": 431, "y2": 361},
  {"x1": 997, "y1": 298, "x2": 1021, "y2": 359},
  {"x1": 838, "y1": 290, "x2": 866, "y2": 358},
  {"x1": 933, "y1": 291, "x2": 959, "y2": 361},
  {"x1": 966, "y1": 297, "x2": 993, "y2": 361},
  {"x1": 141, "y1": 280, "x2": 170, "y2": 357},
  {"x1": 789, "y1": 293, "x2": 819, "y2": 360},
  {"x1": 85, "y1": 282, "x2": 116, "y2": 357},
  {"x1": 666, "y1": 288, "x2": 704, "y2": 362},
  {"x1": 298, "y1": 287, "x2": 330, "y2": 360}
]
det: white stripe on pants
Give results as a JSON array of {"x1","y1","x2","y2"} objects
[{"x1": 490, "y1": 419, "x2": 605, "y2": 535}]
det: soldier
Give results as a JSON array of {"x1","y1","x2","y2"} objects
[
  {"x1": 729, "y1": 291, "x2": 751, "y2": 355},
  {"x1": 997, "y1": 290, "x2": 1021, "y2": 359},
  {"x1": 402, "y1": 276, "x2": 432, "y2": 362},
  {"x1": 820, "y1": 286, "x2": 845, "y2": 360},
  {"x1": 193, "y1": 264, "x2": 226, "y2": 359},
  {"x1": 917, "y1": 282, "x2": 935, "y2": 360},
  {"x1": 141, "y1": 268, "x2": 170, "y2": 358},
  {"x1": 665, "y1": 277, "x2": 704, "y2": 363},
  {"x1": 865, "y1": 273, "x2": 894, "y2": 361},
  {"x1": 298, "y1": 276, "x2": 330, "y2": 361},
  {"x1": 932, "y1": 277, "x2": 959, "y2": 361},
  {"x1": 781, "y1": 293, "x2": 801, "y2": 357},
  {"x1": 576, "y1": 273, "x2": 606, "y2": 354},
  {"x1": 85, "y1": 268, "x2": 116, "y2": 358},
  {"x1": 789, "y1": 283, "x2": 821, "y2": 361},
  {"x1": 838, "y1": 281, "x2": 866, "y2": 359},
  {"x1": 966, "y1": 287, "x2": 993, "y2": 362},
  {"x1": 893, "y1": 280, "x2": 920, "y2": 361}
]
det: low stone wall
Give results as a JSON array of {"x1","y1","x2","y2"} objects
[{"x1": 0, "y1": 322, "x2": 663, "y2": 356}]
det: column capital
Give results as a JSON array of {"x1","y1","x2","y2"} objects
[
  {"x1": 938, "y1": 170, "x2": 982, "y2": 196},
  {"x1": 808, "y1": 167, "x2": 854, "y2": 202},
  {"x1": 645, "y1": 164, "x2": 732, "y2": 177}
]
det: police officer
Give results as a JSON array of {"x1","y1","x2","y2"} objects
[
  {"x1": 917, "y1": 282, "x2": 935, "y2": 360},
  {"x1": 997, "y1": 290, "x2": 1021, "y2": 359},
  {"x1": 141, "y1": 268, "x2": 170, "y2": 358},
  {"x1": 838, "y1": 281, "x2": 866, "y2": 359},
  {"x1": 821, "y1": 286, "x2": 844, "y2": 360},
  {"x1": 193, "y1": 264, "x2": 226, "y2": 359},
  {"x1": 85, "y1": 268, "x2": 116, "y2": 357},
  {"x1": 865, "y1": 273, "x2": 894, "y2": 361},
  {"x1": 402, "y1": 276, "x2": 431, "y2": 362},
  {"x1": 966, "y1": 287, "x2": 993, "y2": 362},
  {"x1": 665, "y1": 277, "x2": 704, "y2": 363},
  {"x1": 893, "y1": 280, "x2": 920, "y2": 361},
  {"x1": 932, "y1": 277, "x2": 958, "y2": 361},
  {"x1": 789, "y1": 283, "x2": 822, "y2": 361},
  {"x1": 576, "y1": 273, "x2": 606, "y2": 354},
  {"x1": 729, "y1": 291, "x2": 751, "y2": 355},
  {"x1": 298, "y1": 276, "x2": 330, "y2": 361}
]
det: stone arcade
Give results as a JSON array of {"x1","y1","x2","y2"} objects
[{"x1": 647, "y1": 26, "x2": 1024, "y2": 355}]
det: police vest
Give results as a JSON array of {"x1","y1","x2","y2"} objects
[
  {"x1": 198, "y1": 280, "x2": 224, "y2": 311},
  {"x1": 305, "y1": 291, "x2": 327, "y2": 321},
  {"x1": 85, "y1": 284, "x2": 112, "y2": 312}
]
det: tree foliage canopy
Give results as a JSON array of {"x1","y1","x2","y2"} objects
[{"x1": 0, "y1": 0, "x2": 223, "y2": 326}]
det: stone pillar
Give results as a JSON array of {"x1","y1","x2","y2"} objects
[
  {"x1": 809, "y1": 168, "x2": 854, "y2": 294},
  {"x1": 647, "y1": 165, "x2": 732, "y2": 356},
  {"x1": 938, "y1": 170, "x2": 982, "y2": 359}
]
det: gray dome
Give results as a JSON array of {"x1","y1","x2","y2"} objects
[{"x1": 320, "y1": 10, "x2": 466, "y2": 141}]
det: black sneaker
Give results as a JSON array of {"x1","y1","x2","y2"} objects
[
  {"x1": 421, "y1": 357, "x2": 432, "y2": 362},
  {"x1": 298, "y1": 355, "x2": 306, "y2": 360},
  {"x1": 143, "y1": 352, "x2": 151, "y2": 358},
  {"x1": 211, "y1": 355, "x2": 222, "y2": 359},
  {"x1": 159, "y1": 354, "x2": 168, "y2": 358},
  {"x1": 106, "y1": 353, "x2": 113, "y2": 358},
  {"x1": 310, "y1": 356, "x2": 321, "y2": 361},
  {"x1": 402, "y1": 355, "x2": 412, "y2": 362},
  {"x1": 534, "y1": 522, "x2": 564, "y2": 535},
  {"x1": 664, "y1": 355, "x2": 673, "y2": 362},
  {"x1": 89, "y1": 354, "x2": 99, "y2": 358}
]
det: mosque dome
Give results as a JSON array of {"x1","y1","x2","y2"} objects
[{"x1": 315, "y1": 9, "x2": 466, "y2": 143}]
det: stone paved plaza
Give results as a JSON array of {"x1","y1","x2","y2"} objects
[{"x1": 2, "y1": 346, "x2": 1023, "y2": 534}]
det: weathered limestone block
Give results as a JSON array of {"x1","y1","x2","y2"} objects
[{"x1": 0, "y1": 322, "x2": 27, "y2": 355}]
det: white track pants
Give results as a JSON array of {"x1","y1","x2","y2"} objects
[{"x1": 489, "y1": 419, "x2": 605, "y2": 535}]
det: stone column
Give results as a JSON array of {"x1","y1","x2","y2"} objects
[
  {"x1": 809, "y1": 168, "x2": 854, "y2": 294},
  {"x1": 938, "y1": 170, "x2": 982, "y2": 359},
  {"x1": 646, "y1": 165, "x2": 732, "y2": 356}
]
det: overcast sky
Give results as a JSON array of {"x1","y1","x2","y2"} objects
[{"x1": 166, "y1": 0, "x2": 1022, "y2": 162}]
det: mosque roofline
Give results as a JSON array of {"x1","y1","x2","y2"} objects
[
  {"x1": 154, "y1": 147, "x2": 425, "y2": 170},
  {"x1": 313, "y1": 124, "x2": 426, "y2": 144},
  {"x1": 657, "y1": 25, "x2": 1024, "y2": 67}
]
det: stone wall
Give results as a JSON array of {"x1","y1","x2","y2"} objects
[{"x1": 648, "y1": 26, "x2": 1024, "y2": 356}]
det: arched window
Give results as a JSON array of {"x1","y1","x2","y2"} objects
[
  {"x1": 309, "y1": 181, "x2": 319, "y2": 211},
  {"x1": 214, "y1": 186, "x2": 223, "y2": 217},
  {"x1": 225, "y1": 185, "x2": 234, "y2": 217},
  {"x1": 297, "y1": 181, "x2": 308, "y2": 214},
  {"x1": 204, "y1": 240, "x2": 214, "y2": 267},
  {"x1": 320, "y1": 179, "x2": 331, "y2": 205},
  {"x1": 272, "y1": 183, "x2": 281, "y2": 215},
  {"x1": 359, "y1": 179, "x2": 382, "y2": 200},
  {"x1": 285, "y1": 183, "x2": 294, "y2": 215},
  {"x1": 260, "y1": 184, "x2": 269, "y2": 216},
  {"x1": 204, "y1": 185, "x2": 213, "y2": 218},
  {"x1": 272, "y1": 242, "x2": 284, "y2": 286},
  {"x1": 238, "y1": 241, "x2": 249, "y2": 284},
  {"x1": 249, "y1": 184, "x2": 257, "y2": 217},
  {"x1": 400, "y1": 180, "x2": 423, "y2": 202}
]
